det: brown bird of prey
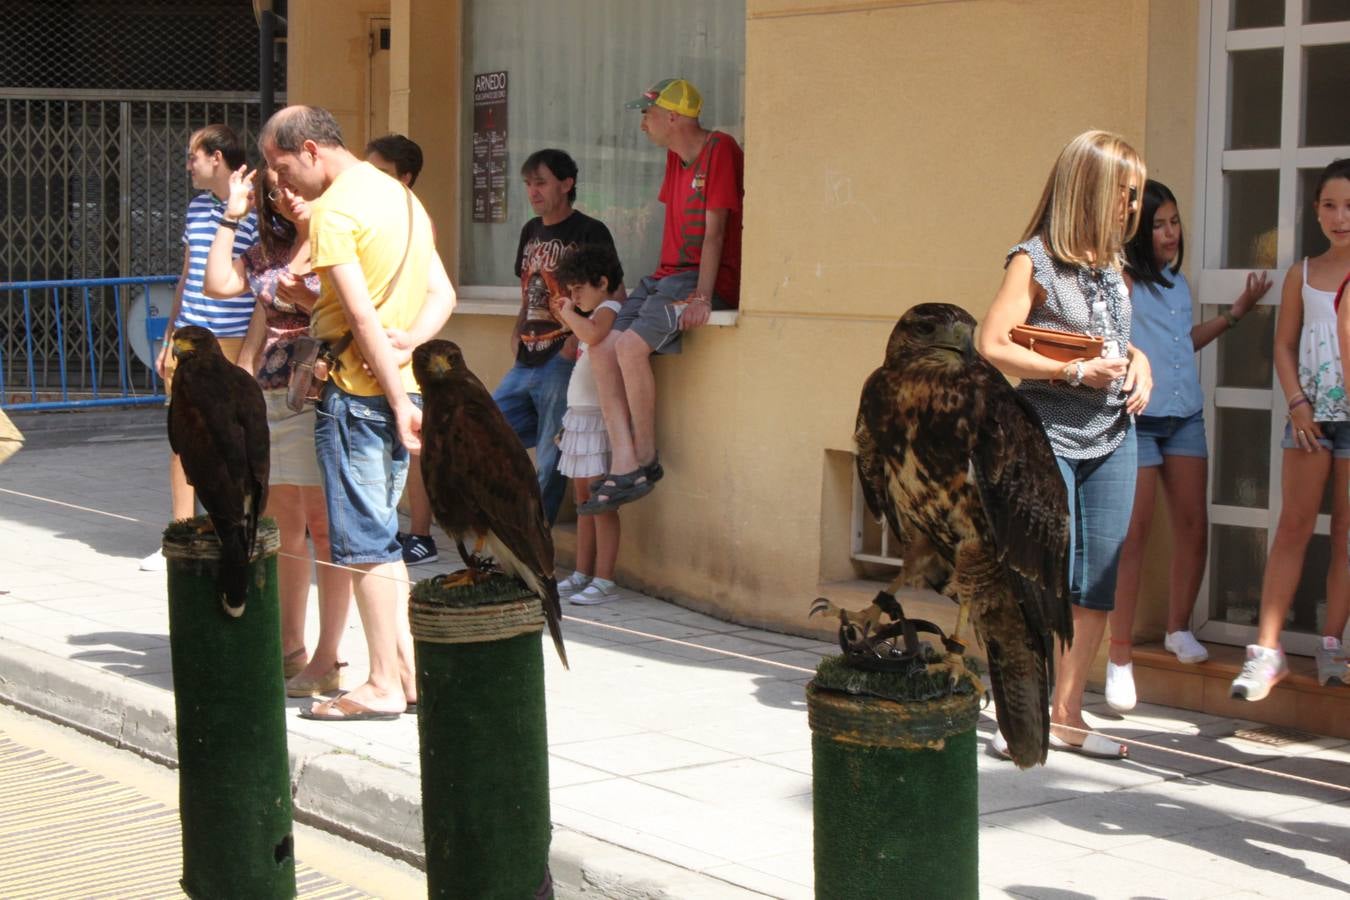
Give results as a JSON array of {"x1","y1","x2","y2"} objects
[
  {"x1": 412, "y1": 339, "x2": 568, "y2": 668},
  {"x1": 166, "y1": 325, "x2": 269, "y2": 617},
  {"x1": 814, "y1": 303, "x2": 1072, "y2": 768}
]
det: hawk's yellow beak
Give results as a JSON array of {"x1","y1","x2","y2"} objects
[{"x1": 425, "y1": 353, "x2": 454, "y2": 377}]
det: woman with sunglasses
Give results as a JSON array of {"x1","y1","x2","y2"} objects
[
  {"x1": 978, "y1": 130, "x2": 1151, "y2": 761},
  {"x1": 204, "y1": 162, "x2": 353, "y2": 700}
]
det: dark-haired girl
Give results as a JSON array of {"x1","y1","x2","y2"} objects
[
  {"x1": 1231, "y1": 159, "x2": 1350, "y2": 700},
  {"x1": 1104, "y1": 180, "x2": 1271, "y2": 712}
]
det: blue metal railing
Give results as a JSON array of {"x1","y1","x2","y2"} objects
[{"x1": 0, "y1": 275, "x2": 177, "y2": 411}]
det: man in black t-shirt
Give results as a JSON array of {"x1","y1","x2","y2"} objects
[{"x1": 494, "y1": 148, "x2": 621, "y2": 523}]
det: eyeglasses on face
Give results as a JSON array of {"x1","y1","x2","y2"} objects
[{"x1": 266, "y1": 188, "x2": 285, "y2": 202}]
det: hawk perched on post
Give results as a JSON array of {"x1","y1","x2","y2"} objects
[
  {"x1": 816, "y1": 303, "x2": 1072, "y2": 768},
  {"x1": 166, "y1": 325, "x2": 269, "y2": 617},
  {"x1": 412, "y1": 340, "x2": 568, "y2": 668}
]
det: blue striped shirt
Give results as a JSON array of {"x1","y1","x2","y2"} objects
[{"x1": 177, "y1": 192, "x2": 258, "y2": 335}]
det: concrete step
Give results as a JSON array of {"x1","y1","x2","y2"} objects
[{"x1": 1131, "y1": 641, "x2": 1350, "y2": 740}]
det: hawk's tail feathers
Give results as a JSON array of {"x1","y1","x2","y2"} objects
[
  {"x1": 216, "y1": 521, "x2": 250, "y2": 618},
  {"x1": 543, "y1": 578, "x2": 569, "y2": 670},
  {"x1": 985, "y1": 638, "x2": 1051, "y2": 769}
]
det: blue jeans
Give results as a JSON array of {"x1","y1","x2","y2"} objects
[
  {"x1": 314, "y1": 384, "x2": 411, "y2": 565},
  {"x1": 1056, "y1": 429, "x2": 1137, "y2": 612},
  {"x1": 493, "y1": 351, "x2": 573, "y2": 523}
]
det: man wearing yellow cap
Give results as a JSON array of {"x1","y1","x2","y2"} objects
[{"x1": 581, "y1": 78, "x2": 744, "y2": 513}]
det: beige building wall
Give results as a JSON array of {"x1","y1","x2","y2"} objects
[{"x1": 286, "y1": 0, "x2": 1204, "y2": 646}]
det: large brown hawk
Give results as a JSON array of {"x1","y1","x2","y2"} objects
[
  {"x1": 818, "y1": 303, "x2": 1072, "y2": 768},
  {"x1": 412, "y1": 339, "x2": 568, "y2": 668},
  {"x1": 167, "y1": 325, "x2": 269, "y2": 617}
]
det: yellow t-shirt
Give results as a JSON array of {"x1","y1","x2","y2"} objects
[{"x1": 308, "y1": 161, "x2": 434, "y2": 396}]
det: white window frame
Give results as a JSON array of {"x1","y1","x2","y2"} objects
[{"x1": 1194, "y1": 0, "x2": 1350, "y2": 655}]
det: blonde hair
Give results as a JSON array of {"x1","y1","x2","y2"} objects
[{"x1": 1022, "y1": 130, "x2": 1146, "y2": 269}]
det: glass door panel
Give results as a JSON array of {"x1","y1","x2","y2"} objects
[
  {"x1": 1213, "y1": 407, "x2": 1271, "y2": 508},
  {"x1": 1223, "y1": 170, "x2": 1280, "y2": 268},
  {"x1": 1208, "y1": 524, "x2": 1266, "y2": 626},
  {"x1": 1213, "y1": 303, "x2": 1276, "y2": 388},
  {"x1": 1306, "y1": 0, "x2": 1350, "y2": 24},
  {"x1": 1302, "y1": 44, "x2": 1350, "y2": 147},
  {"x1": 1227, "y1": 49, "x2": 1282, "y2": 149},
  {"x1": 1231, "y1": 0, "x2": 1283, "y2": 29}
]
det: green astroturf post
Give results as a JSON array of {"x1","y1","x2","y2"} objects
[
  {"x1": 410, "y1": 574, "x2": 555, "y2": 900},
  {"x1": 808, "y1": 655, "x2": 981, "y2": 900},
  {"x1": 163, "y1": 518, "x2": 295, "y2": 900}
]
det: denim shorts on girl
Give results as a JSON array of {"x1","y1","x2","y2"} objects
[
  {"x1": 1135, "y1": 411, "x2": 1208, "y2": 467},
  {"x1": 1280, "y1": 420, "x2": 1350, "y2": 458}
]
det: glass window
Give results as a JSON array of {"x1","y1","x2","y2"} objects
[
  {"x1": 1297, "y1": 168, "x2": 1332, "y2": 259},
  {"x1": 1212, "y1": 407, "x2": 1270, "y2": 508},
  {"x1": 459, "y1": 0, "x2": 745, "y2": 287},
  {"x1": 1212, "y1": 304, "x2": 1275, "y2": 389},
  {"x1": 1227, "y1": 49, "x2": 1282, "y2": 150},
  {"x1": 1224, "y1": 170, "x2": 1279, "y2": 268},
  {"x1": 1208, "y1": 524, "x2": 1265, "y2": 626},
  {"x1": 1306, "y1": 0, "x2": 1350, "y2": 24},
  {"x1": 1302, "y1": 44, "x2": 1350, "y2": 147},
  {"x1": 1231, "y1": 0, "x2": 1284, "y2": 29}
]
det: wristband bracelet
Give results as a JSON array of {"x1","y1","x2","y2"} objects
[
  {"x1": 1221, "y1": 310, "x2": 1240, "y2": 329},
  {"x1": 1288, "y1": 395, "x2": 1311, "y2": 413},
  {"x1": 219, "y1": 217, "x2": 242, "y2": 230}
]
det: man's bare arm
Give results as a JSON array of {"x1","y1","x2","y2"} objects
[{"x1": 680, "y1": 207, "x2": 728, "y2": 331}]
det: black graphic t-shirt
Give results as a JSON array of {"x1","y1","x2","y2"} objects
[{"x1": 513, "y1": 210, "x2": 618, "y2": 367}]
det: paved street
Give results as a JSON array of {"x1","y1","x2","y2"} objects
[{"x1": 0, "y1": 407, "x2": 1347, "y2": 898}]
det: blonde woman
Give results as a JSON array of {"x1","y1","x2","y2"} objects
[{"x1": 978, "y1": 130, "x2": 1152, "y2": 761}]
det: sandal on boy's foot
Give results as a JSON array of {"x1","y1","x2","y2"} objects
[
  {"x1": 286, "y1": 661, "x2": 346, "y2": 698},
  {"x1": 1049, "y1": 732, "x2": 1128, "y2": 760},
  {"x1": 299, "y1": 692, "x2": 401, "y2": 722},
  {"x1": 577, "y1": 468, "x2": 654, "y2": 514}
]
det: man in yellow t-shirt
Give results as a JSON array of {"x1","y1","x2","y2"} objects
[{"x1": 261, "y1": 105, "x2": 455, "y2": 721}]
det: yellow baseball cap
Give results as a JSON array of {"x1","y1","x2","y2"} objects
[{"x1": 625, "y1": 78, "x2": 702, "y2": 118}]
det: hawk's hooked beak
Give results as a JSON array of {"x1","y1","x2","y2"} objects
[
  {"x1": 170, "y1": 336, "x2": 192, "y2": 359},
  {"x1": 425, "y1": 353, "x2": 454, "y2": 377},
  {"x1": 933, "y1": 322, "x2": 975, "y2": 363}
]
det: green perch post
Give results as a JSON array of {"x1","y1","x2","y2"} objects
[
  {"x1": 410, "y1": 573, "x2": 555, "y2": 900},
  {"x1": 808, "y1": 655, "x2": 980, "y2": 900},
  {"x1": 164, "y1": 517, "x2": 295, "y2": 900}
]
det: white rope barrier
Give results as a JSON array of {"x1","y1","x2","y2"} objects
[{"x1": 2, "y1": 484, "x2": 1348, "y2": 796}]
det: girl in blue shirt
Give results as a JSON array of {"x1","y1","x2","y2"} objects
[{"x1": 1106, "y1": 180, "x2": 1272, "y2": 711}]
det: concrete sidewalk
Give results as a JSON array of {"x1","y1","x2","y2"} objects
[{"x1": 0, "y1": 407, "x2": 1347, "y2": 899}]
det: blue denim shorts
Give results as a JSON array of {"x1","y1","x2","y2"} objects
[
  {"x1": 314, "y1": 385, "x2": 414, "y2": 565},
  {"x1": 1280, "y1": 420, "x2": 1350, "y2": 458},
  {"x1": 1135, "y1": 411, "x2": 1208, "y2": 468}
]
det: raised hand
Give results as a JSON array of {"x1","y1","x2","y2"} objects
[{"x1": 225, "y1": 164, "x2": 257, "y2": 220}]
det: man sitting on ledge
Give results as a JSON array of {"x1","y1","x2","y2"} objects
[{"x1": 583, "y1": 78, "x2": 744, "y2": 514}]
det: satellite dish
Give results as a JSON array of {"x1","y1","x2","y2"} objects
[{"x1": 126, "y1": 283, "x2": 176, "y2": 370}]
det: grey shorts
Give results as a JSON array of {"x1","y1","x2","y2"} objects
[{"x1": 613, "y1": 271, "x2": 729, "y2": 355}]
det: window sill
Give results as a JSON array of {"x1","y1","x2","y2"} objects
[{"x1": 454, "y1": 285, "x2": 739, "y2": 327}]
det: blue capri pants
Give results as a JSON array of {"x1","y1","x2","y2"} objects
[{"x1": 1056, "y1": 427, "x2": 1137, "y2": 612}]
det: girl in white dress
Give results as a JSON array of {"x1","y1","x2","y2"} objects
[{"x1": 553, "y1": 245, "x2": 625, "y2": 605}]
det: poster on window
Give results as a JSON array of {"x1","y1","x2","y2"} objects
[{"x1": 472, "y1": 70, "x2": 508, "y2": 224}]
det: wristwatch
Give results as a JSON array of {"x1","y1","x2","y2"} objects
[{"x1": 1066, "y1": 360, "x2": 1085, "y2": 387}]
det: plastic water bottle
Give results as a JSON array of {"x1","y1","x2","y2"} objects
[{"x1": 1091, "y1": 298, "x2": 1121, "y2": 359}]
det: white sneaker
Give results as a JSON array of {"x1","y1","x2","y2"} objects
[
  {"x1": 139, "y1": 549, "x2": 167, "y2": 572},
  {"x1": 1105, "y1": 660, "x2": 1136, "y2": 711},
  {"x1": 569, "y1": 580, "x2": 619, "y2": 605},
  {"x1": 557, "y1": 571, "x2": 592, "y2": 597},
  {"x1": 1230, "y1": 645, "x2": 1288, "y2": 702},
  {"x1": 1315, "y1": 637, "x2": 1348, "y2": 687},
  {"x1": 1164, "y1": 630, "x2": 1209, "y2": 664}
]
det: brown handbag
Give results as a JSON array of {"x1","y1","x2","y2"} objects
[{"x1": 1009, "y1": 324, "x2": 1104, "y2": 363}]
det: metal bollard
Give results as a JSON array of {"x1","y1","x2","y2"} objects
[
  {"x1": 808, "y1": 656, "x2": 980, "y2": 900},
  {"x1": 410, "y1": 573, "x2": 554, "y2": 900},
  {"x1": 164, "y1": 517, "x2": 295, "y2": 900}
]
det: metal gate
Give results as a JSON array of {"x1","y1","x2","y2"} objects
[{"x1": 0, "y1": 91, "x2": 266, "y2": 405}]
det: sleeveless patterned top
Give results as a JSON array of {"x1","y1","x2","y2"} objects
[{"x1": 1008, "y1": 235, "x2": 1132, "y2": 459}]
